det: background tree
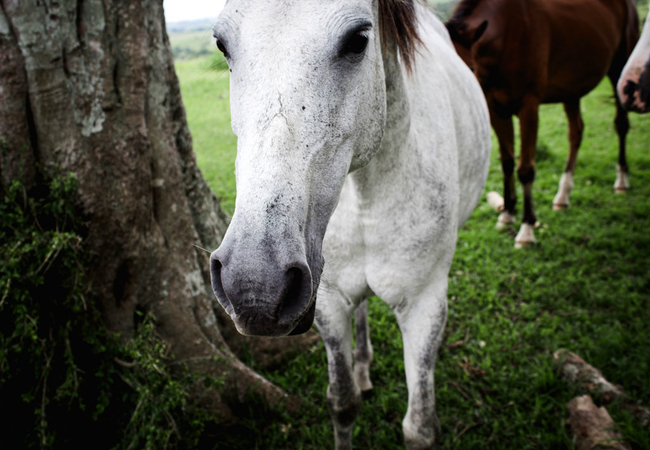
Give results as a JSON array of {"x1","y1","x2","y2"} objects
[{"x1": 0, "y1": 0, "x2": 315, "y2": 440}]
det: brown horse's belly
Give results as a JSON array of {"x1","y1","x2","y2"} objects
[{"x1": 542, "y1": 70, "x2": 608, "y2": 103}]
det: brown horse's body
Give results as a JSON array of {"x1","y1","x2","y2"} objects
[{"x1": 447, "y1": 0, "x2": 639, "y2": 246}]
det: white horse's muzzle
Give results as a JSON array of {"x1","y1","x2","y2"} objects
[{"x1": 210, "y1": 244, "x2": 316, "y2": 336}]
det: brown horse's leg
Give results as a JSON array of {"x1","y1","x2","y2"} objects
[
  {"x1": 515, "y1": 95, "x2": 540, "y2": 248},
  {"x1": 609, "y1": 74, "x2": 631, "y2": 192},
  {"x1": 489, "y1": 109, "x2": 517, "y2": 228},
  {"x1": 553, "y1": 98, "x2": 584, "y2": 210}
]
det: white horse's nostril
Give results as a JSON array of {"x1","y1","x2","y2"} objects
[
  {"x1": 278, "y1": 265, "x2": 313, "y2": 325},
  {"x1": 209, "y1": 257, "x2": 235, "y2": 317}
]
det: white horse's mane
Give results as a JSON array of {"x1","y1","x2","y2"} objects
[{"x1": 378, "y1": 0, "x2": 422, "y2": 70}]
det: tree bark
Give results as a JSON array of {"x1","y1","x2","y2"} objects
[{"x1": 0, "y1": 0, "x2": 314, "y2": 422}]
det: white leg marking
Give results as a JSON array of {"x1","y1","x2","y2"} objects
[
  {"x1": 486, "y1": 191, "x2": 505, "y2": 212},
  {"x1": 353, "y1": 300, "x2": 374, "y2": 393},
  {"x1": 394, "y1": 282, "x2": 448, "y2": 450},
  {"x1": 496, "y1": 210, "x2": 517, "y2": 228},
  {"x1": 553, "y1": 172, "x2": 574, "y2": 210},
  {"x1": 514, "y1": 223, "x2": 537, "y2": 249},
  {"x1": 614, "y1": 164, "x2": 630, "y2": 193}
]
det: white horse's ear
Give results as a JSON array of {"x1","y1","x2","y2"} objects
[{"x1": 473, "y1": 20, "x2": 488, "y2": 43}]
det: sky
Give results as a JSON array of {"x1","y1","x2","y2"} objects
[{"x1": 164, "y1": 0, "x2": 226, "y2": 22}]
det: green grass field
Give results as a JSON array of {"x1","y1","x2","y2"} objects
[
  {"x1": 173, "y1": 36, "x2": 650, "y2": 449},
  {"x1": 169, "y1": 29, "x2": 217, "y2": 60}
]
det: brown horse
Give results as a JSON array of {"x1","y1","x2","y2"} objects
[{"x1": 446, "y1": 0, "x2": 639, "y2": 247}]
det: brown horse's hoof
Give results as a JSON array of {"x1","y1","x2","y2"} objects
[
  {"x1": 553, "y1": 173, "x2": 573, "y2": 212},
  {"x1": 496, "y1": 210, "x2": 516, "y2": 229},
  {"x1": 514, "y1": 239, "x2": 536, "y2": 249},
  {"x1": 614, "y1": 165, "x2": 630, "y2": 193},
  {"x1": 514, "y1": 223, "x2": 537, "y2": 249}
]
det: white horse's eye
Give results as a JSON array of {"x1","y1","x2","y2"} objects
[
  {"x1": 216, "y1": 39, "x2": 229, "y2": 58},
  {"x1": 342, "y1": 30, "x2": 370, "y2": 57}
]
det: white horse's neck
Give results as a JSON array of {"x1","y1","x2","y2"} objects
[
  {"x1": 382, "y1": 48, "x2": 412, "y2": 158},
  {"x1": 350, "y1": 47, "x2": 412, "y2": 195}
]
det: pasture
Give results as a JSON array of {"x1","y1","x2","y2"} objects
[
  {"x1": 169, "y1": 29, "x2": 216, "y2": 60},
  {"x1": 173, "y1": 37, "x2": 650, "y2": 450}
]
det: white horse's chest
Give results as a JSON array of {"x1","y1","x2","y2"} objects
[{"x1": 321, "y1": 152, "x2": 459, "y2": 307}]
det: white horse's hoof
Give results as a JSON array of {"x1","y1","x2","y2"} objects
[
  {"x1": 553, "y1": 172, "x2": 573, "y2": 210},
  {"x1": 614, "y1": 165, "x2": 630, "y2": 193},
  {"x1": 496, "y1": 210, "x2": 516, "y2": 228},
  {"x1": 486, "y1": 191, "x2": 505, "y2": 212},
  {"x1": 514, "y1": 223, "x2": 537, "y2": 249},
  {"x1": 353, "y1": 363, "x2": 373, "y2": 393}
]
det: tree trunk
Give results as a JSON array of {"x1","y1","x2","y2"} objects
[{"x1": 0, "y1": 0, "x2": 312, "y2": 423}]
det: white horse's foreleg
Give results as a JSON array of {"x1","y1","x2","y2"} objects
[
  {"x1": 394, "y1": 282, "x2": 448, "y2": 450},
  {"x1": 354, "y1": 299, "x2": 374, "y2": 394},
  {"x1": 315, "y1": 295, "x2": 360, "y2": 450}
]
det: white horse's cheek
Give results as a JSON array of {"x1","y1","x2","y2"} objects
[{"x1": 351, "y1": 48, "x2": 387, "y2": 167}]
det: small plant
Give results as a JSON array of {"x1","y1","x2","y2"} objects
[
  {"x1": 0, "y1": 174, "x2": 92, "y2": 447},
  {"x1": 117, "y1": 312, "x2": 224, "y2": 450}
]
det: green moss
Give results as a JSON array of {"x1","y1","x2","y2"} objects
[{"x1": 0, "y1": 174, "x2": 221, "y2": 448}]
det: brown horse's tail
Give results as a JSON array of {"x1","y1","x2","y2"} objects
[
  {"x1": 609, "y1": 0, "x2": 640, "y2": 80},
  {"x1": 623, "y1": 0, "x2": 640, "y2": 58}
]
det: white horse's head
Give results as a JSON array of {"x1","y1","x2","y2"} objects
[{"x1": 210, "y1": 0, "x2": 419, "y2": 336}]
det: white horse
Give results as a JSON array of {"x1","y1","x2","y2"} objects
[
  {"x1": 209, "y1": 0, "x2": 490, "y2": 447},
  {"x1": 618, "y1": 16, "x2": 650, "y2": 113}
]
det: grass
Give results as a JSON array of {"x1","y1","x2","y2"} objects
[
  {"x1": 174, "y1": 43, "x2": 650, "y2": 450},
  {"x1": 174, "y1": 55, "x2": 236, "y2": 213},
  {"x1": 170, "y1": 29, "x2": 217, "y2": 60},
  {"x1": 639, "y1": 0, "x2": 649, "y2": 24}
]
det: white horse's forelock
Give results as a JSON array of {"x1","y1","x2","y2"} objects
[{"x1": 210, "y1": 0, "x2": 490, "y2": 446}]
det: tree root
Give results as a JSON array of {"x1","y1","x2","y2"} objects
[
  {"x1": 554, "y1": 349, "x2": 650, "y2": 427},
  {"x1": 567, "y1": 395, "x2": 631, "y2": 450}
]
